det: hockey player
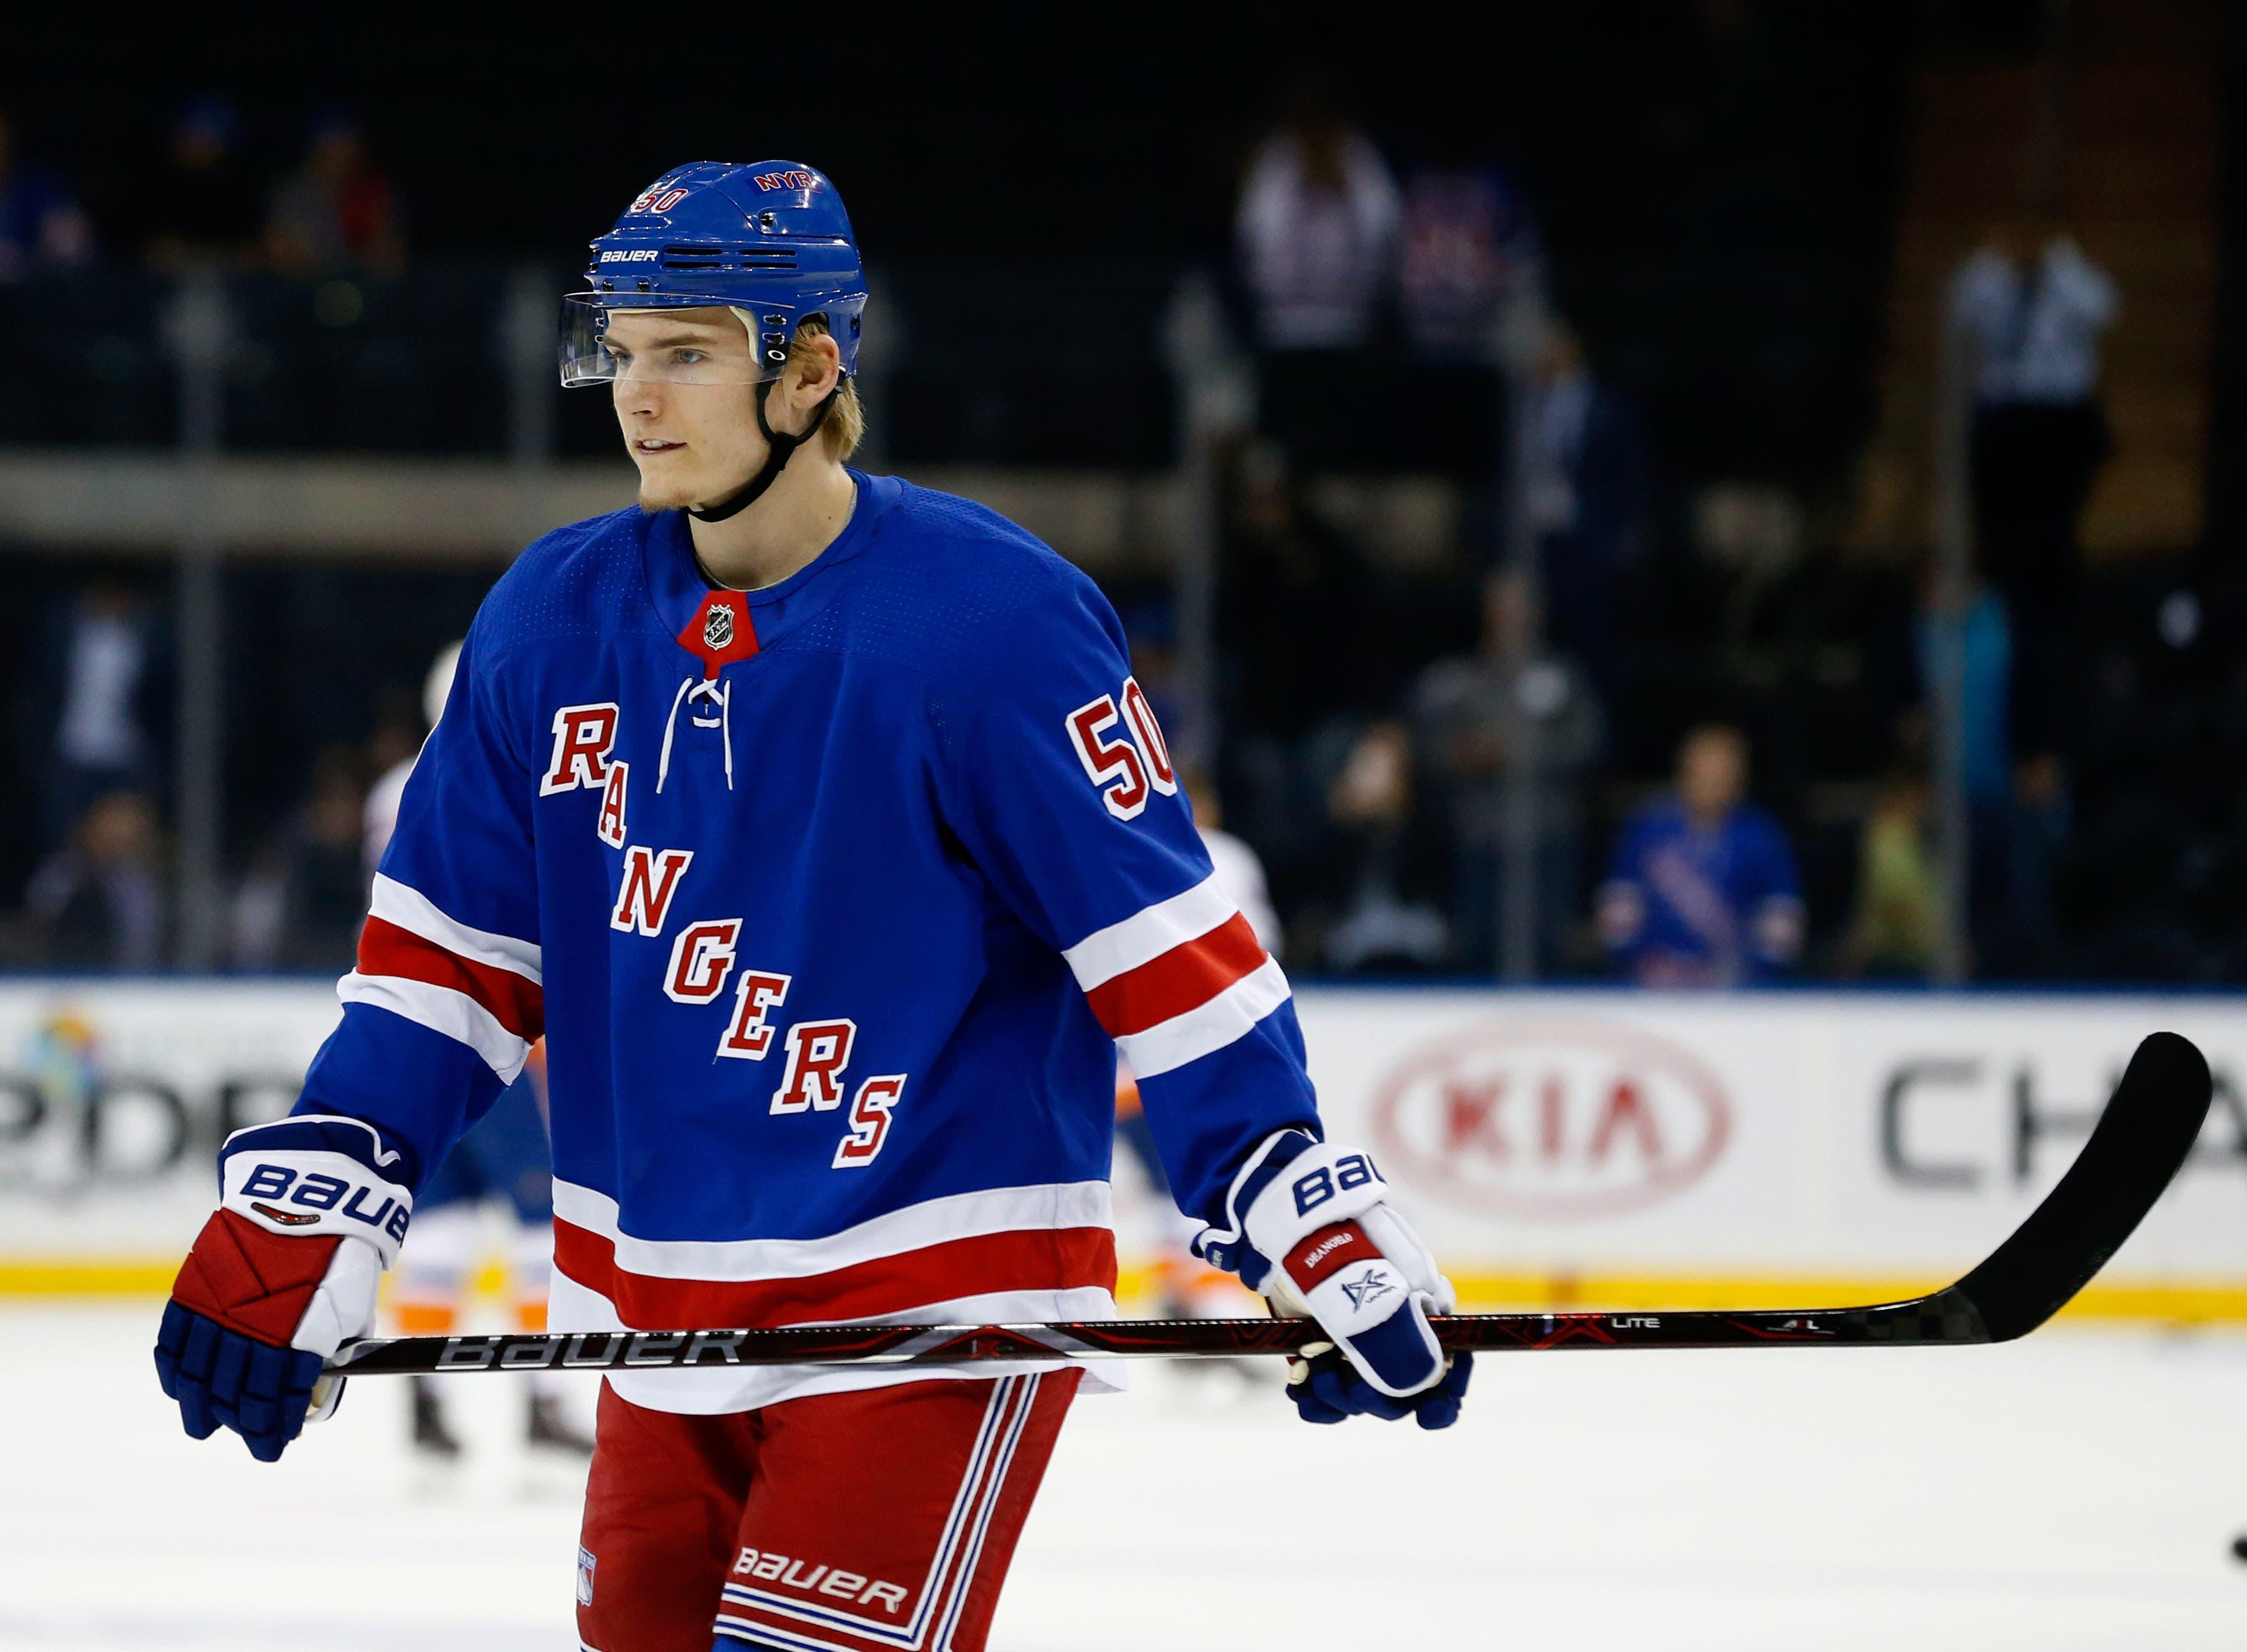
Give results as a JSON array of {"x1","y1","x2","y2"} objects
[{"x1": 153, "y1": 161, "x2": 1470, "y2": 1651}]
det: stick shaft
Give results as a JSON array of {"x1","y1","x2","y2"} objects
[{"x1": 328, "y1": 1294, "x2": 1969, "y2": 1377}]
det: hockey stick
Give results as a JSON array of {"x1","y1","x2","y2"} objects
[{"x1": 326, "y1": 1030, "x2": 2212, "y2": 1378}]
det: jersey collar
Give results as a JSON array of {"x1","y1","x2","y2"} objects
[{"x1": 640, "y1": 470, "x2": 899, "y2": 660}]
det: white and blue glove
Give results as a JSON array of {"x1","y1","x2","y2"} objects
[
  {"x1": 154, "y1": 1115, "x2": 413, "y2": 1461},
  {"x1": 1194, "y1": 1131, "x2": 1471, "y2": 1429}
]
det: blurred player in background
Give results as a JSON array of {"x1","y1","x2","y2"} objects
[
  {"x1": 387, "y1": 1041, "x2": 591, "y2": 1457},
  {"x1": 365, "y1": 644, "x2": 589, "y2": 1458},
  {"x1": 1114, "y1": 766, "x2": 1279, "y2": 1320},
  {"x1": 156, "y1": 161, "x2": 1468, "y2": 1652}
]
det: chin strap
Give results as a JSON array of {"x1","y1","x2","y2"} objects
[{"x1": 687, "y1": 378, "x2": 844, "y2": 524}]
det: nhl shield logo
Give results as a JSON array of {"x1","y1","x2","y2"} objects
[{"x1": 704, "y1": 604, "x2": 735, "y2": 650}]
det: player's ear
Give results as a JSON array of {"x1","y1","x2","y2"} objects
[{"x1": 788, "y1": 330, "x2": 842, "y2": 405}]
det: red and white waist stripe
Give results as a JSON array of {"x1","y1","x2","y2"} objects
[
  {"x1": 1062, "y1": 871, "x2": 1290, "y2": 1077},
  {"x1": 550, "y1": 1178, "x2": 1118, "y2": 1332},
  {"x1": 340, "y1": 875, "x2": 544, "y2": 1082}
]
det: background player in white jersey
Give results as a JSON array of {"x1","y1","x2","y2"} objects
[
  {"x1": 154, "y1": 161, "x2": 1469, "y2": 1651},
  {"x1": 367, "y1": 644, "x2": 591, "y2": 1459}
]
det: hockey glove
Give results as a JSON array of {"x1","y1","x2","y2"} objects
[
  {"x1": 1193, "y1": 1131, "x2": 1471, "y2": 1430},
  {"x1": 154, "y1": 1115, "x2": 413, "y2": 1461}
]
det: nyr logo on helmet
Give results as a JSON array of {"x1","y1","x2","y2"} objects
[
  {"x1": 753, "y1": 169, "x2": 819, "y2": 193},
  {"x1": 629, "y1": 184, "x2": 691, "y2": 214},
  {"x1": 704, "y1": 606, "x2": 735, "y2": 650}
]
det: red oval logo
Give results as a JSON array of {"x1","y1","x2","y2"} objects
[{"x1": 1370, "y1": 1019, "x2": 1731, "y2": 1219}]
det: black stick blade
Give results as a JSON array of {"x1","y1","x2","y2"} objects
[{"x1": 1938, "y1": 1030, "x2": 2212, "y2": 1342}]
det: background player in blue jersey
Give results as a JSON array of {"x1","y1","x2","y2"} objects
[
  {"x1": 1597, "y1": 722, "x2": 1806, "y2": 986},
  {"x1": 389, "y1": 1046, "x2": 595, "y2": 1458},
  {"x1": 153, "y1": 161, "x2": 1470, "y2": 1651}
]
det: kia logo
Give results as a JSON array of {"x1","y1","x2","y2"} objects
[{"x1": 1370, "y1": 1020, "x2": 1730, "y2": 1219}]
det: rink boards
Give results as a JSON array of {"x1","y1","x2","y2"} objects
[{"x1": 0, "y1": 980, "x2": 2240, "y2": 1317}]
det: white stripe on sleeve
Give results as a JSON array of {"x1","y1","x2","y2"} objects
[
  {"x1": 1059, "y1": 872, "x2": 1238, "y2": 992},
  {"x1": 1113, "y1": 955, "x2": 1292, "y2": 1079},
  {"x1": 338, "y1": 972, "x2": 532, "y2": 1082}
]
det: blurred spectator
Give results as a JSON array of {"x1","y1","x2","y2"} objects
[
  {"x1": 1411, "y1": 568, "x2": 1604, "y2": 974},
  {"x1": 266, "y1": 109, "x2": 404, "y2": 273},
  {"x1": 31, "y1": 578, "x2": 166, "y2": 852},
  {"x1": 0, "y1": 108, "x2": 94, "y2": 279},
  {"x1": 1522, "y1": 318, "x2": 1646, "y2": 703},
  {"x1": 1182, "y1": 764, "x2": 1280, "y2": 957},
  {"x1": 233, "y1": 749, "x2": 372, "y2": 970},
  {"x1": 1397, "y1": 151, "x2": 1542, "y2": 481},
  {"x1": 26, "y1": 791, "x2": 166, "y2": 970},
  {"x1": 1597, "y1": 724, "x2": 1804, "y2": 986},
  {"x1": 146, "y1": 95, "x2": 264, "y2": 268},
  {"x1": 1320, "y1": 720, "x2": 1448, "y2": 973},
  {"x1": 1948, "y1": 209, "x2": 2116, "y2": 758},
  {"x1": 1915, "y1": 573, "x2": 2013, "y2": 809},
  {"x1": 1840, "y1": 767, "x2": 1942, "y2": 979},
  {"x1": 1398, "y1": 159, "x2": 1540, "y2": 363},
  {"x1": 1912, "y1": 572, "x2": 2061, "y2": 972},
  {"x1": 1235, "y1": 67, "x2": 1398, "y2": 469}
]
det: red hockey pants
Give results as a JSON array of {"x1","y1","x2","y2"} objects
[{"x1": 576, "y1": 1369, "x2": 1080, "y2": 1652}]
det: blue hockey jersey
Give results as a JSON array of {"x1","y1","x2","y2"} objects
[{"x1": 297, "y1": 474, "x2": 1320, "y2": 1411}]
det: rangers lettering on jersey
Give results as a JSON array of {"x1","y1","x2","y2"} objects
[
  {"x1": 611, "y1": 847, "x2": 692, "y2": 935},
  {"x1": 545, "y1": 703, "x2": 618, "y2": 794},
  {"x1": 771, "y1": 1020, "x2": 856, "y2": 1113}
]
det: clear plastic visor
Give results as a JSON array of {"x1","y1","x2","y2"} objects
[{"x1": 558, "y1": 297, "x2": 776, "y2": 388}]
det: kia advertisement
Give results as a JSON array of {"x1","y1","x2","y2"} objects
[{"x1": 1299, "y1": 990, "x2": 2246, "y2": 1296}]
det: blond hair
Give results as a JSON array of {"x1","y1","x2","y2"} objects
[{"x1": 790, "y1": 316, "x2": 864, "y2": 460}]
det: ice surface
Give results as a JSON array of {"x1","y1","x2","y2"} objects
[{"x1": 4, "y1": 1304, "x2": 2245, "y2": 1650}]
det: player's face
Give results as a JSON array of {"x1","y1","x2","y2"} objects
[{"x1": 605, "y1": 308, "x2": 769, "y2": 511}]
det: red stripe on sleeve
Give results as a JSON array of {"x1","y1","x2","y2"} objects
[
  {"x1": 356, "y1": 916, "x2": 545, "y2": 1041},
  {"x1": 1080, "y1": 912, "x2": 1266, "y2": 1038},
  {"x1": 552, "y1": 1222, "x2": 1118, "y2": 1330}
]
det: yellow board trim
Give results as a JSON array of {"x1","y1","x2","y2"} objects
[
  {"x1": 0, "y1": 1260, "x2": 181, "y2": 1296},
  {"x1": 13, "y1": 1257, "x2": 2247, "y2": 1325}
]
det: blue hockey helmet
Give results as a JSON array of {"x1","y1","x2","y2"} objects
[{"x1": 560, "y1": 161, "x2": 867, "y2": 388}]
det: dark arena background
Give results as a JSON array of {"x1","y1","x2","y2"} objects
[{"x1": 4, "y1": 4, "x2": 2247, "y2": 1646}]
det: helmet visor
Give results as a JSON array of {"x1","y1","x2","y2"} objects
[{"x1": 558, "y1": 296, "x2": 780, "y2": 388}]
